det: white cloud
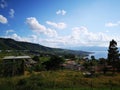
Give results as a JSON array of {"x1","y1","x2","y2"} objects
[
  {"x1": 11, "y1": 33, "x2": 22, "y2": 41},
  {"x1": 0, "y1": 0, "x2": 7, "y2": 8},
  {"x1": 5, "y1": 33, "x2": 23, "y2": 41},
  {"x1": 9, "y1": 9, "x2": 15, "y2": 18},
  {"x1": 105, "y1": 22, "x2": 118, "y2": 27},
  {"x1": 105, "y1": 30, "x2": 109, "y2": 33},
  {"x1": 4, "y1": 33, "x2": 43, "y2": 46},
  {"x1": 56, "y1": 10, "x2": 61, "y2": 15},
  {"x1": 26, "y1": 17, "x2": 57, "y2": 37},
  {"x1": 56, "y1": 9, "x2": 66, "y2": 15},
  {"x1": 41, "y1": 26, "x2": 117, "y2": 47},
  {"x1": 26, "y1": 17, "x2": 46, "y2": 32},
  {"x1": 45, "y1": 28, "x2": 57, "y2": 37},
  {"x1": 27, "y1": 35, "x2": 39, "y2": 43},
  {"x1": 5, "y1": 33, "x2": 36, "y2": 43},
  {"x1": 62, "y1": 10, "x2": 66, "y2": 15},
  {"x1": 69, "y1": 26, "x2": 112, "y2": 46},
  {"x1": 105, "y1": 21, "x2": 120, "y2": 27},
  {"x1": 46, "y1": 21, "x2": 67, "y2": 29},
  {"x1": 29, "y1": 35, "x2": 37, "y2": 40},
  {"x1": 3, "y1": 25, "x2": 120, "y2": 48},
  {"x1": 6, "y1": 30, "x2": 14, "y2": 35},
  {"x1": 0, "y1": 15, "x2": 8, "y2": 24}
]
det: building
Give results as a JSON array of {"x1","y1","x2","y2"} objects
[
  {"x1": 62, "y1": 60, "x2": 82, "y2": 70},
  {"x1": 2, "y1": 56, "x2": 36, "y2": 76}
]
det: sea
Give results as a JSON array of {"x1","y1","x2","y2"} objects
[
  {"x1": 66, "y1": 46, "x2": 117, "y2": 59},
  {"x1": 88, "y1": 50, "x2": 108, "y2": 59}
]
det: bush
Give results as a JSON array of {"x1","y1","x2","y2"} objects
[{"x1": 43, "y1": 55, "x2": 64, "y2": 70}]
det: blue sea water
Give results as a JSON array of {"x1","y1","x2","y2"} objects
[
  {"x1": 89, "y1": 51, "x2": 107, "y2": 59},
  {"x1": 67, "y1": 46, "x2": 108, "y2": 59},
  {"x1": 66, "y1": 46, "x2": 115, "y2": 59}
]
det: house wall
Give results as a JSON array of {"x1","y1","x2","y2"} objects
[{"x1": 3, "y1": 59, "x2": 25, "y2": 76}]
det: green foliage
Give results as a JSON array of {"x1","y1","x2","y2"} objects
[
  {"x1": 108, "y1": 39, "x2": 119, "y2": 73},
  {"x1": 32, "y1": 56, "x2": 40, "y2": 62},
  {"x1": 90, "y1": 55, "x2": 97, "y2": 66},
  {"x1": 83, "y1": 61, "x2": 91, "y2": 70},
  {"x1": 98, "y1": 58, "x2": 108, "y2": 74},
  {"x1": 33, "y1": 64, "x2": 46, "y2": 72},
  {"x1": 40, "y1": 56, "x2": 50, "y2": 63},
  {"x1": 99, "y1": 58, "x2": 106, "y2": 65},
  {"x1": 91, "y1": 55, "x2": 95, "y2": 60},
  {"x1": 82, "y1": 56, "x2": 97, "y2": 71},
  {"x1": 1, "y1": 70, "x2": 120, "y2": 89},
  {"x1": 64, "y1": 53, "x2": 75, "y2": 59},
  {"x1": 43, "y1": 55, "x2": 65, "y2": 70}
]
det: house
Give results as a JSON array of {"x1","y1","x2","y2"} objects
[
  {"x1": 2, "y1": 56, "x2": 37, "y2": 76},
  {"x1": 62, "y1": 60, "x2": 82, "y2": 70},
  {"x1": 88, "y1": 65, "x2": 113, "y2": 73}
]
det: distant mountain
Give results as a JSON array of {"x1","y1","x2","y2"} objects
[{"x1": 0, "y1": 38, "x2": 90, "y2": 56}]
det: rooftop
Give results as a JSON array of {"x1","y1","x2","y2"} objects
[{"x1": 3, "y1": 56, "x2": 31, "y2": 60}]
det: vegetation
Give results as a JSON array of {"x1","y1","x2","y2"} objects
[
  {"x1": 43, "y1": 55, "x2": 64, "y2": 70},
  {"x1": 1, "y1": 38, "x2": 120, "y2": 89},
  {"x1": 0, "y1": 70, "x2": 120, "y2": 90},
  {"x1": 108, "y1": 39, "x2": 120, "y2": 73}
]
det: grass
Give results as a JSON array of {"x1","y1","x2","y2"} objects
[
  {"x1": 45, "y1": 87, "x2": 120, "y2": 90},
  {"x1": 0, "y1": 70, "x2": 120, "y2": 90}
]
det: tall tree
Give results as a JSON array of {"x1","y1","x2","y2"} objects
[{"x1": 108, "y1": 39, "x2": 119, "y2": 74}]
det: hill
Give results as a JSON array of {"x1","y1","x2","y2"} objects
[{"x1": 0, "y1": 38, "x2": 90, "y2": 56}]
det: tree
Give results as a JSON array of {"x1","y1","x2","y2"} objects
[
  {"x1": 91, "y1": 56, "x2": 95, "y2": 61},
  {"x1": 83, "y1": 61, "x2": 91, "y2": 70},
  {"x1": 108, "y1": 39, "x2": 119, "y2": 74},
  {"x1": 90, "y1": 55, "x2": 97, "y2": 66},
  {"x1": 43, "y1": 55, "x2": 64, "y2": 70},
  {"x1": 32, "y1": 56, "x2": 40, "y2": 62},
  {"x1": 32, "y1": 56, "x2": 45, "y2": 71},
  {"x1": 99, "y1": 58, "x2": 107, "y2": 74},
  {"x1": 64, "y1": 53, "x2": 75, "y2": 59}
]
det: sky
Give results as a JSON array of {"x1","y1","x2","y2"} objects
[{"x1": 1, "y1": 0, "x2": 120, "y2": 48}]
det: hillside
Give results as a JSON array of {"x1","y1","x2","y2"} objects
[
  {"x1": 0, "y1": 38, "x2": 90, "y2": 56},
  {"x1": 0, "y1": 38, "x2": 53, "y2": 51}
]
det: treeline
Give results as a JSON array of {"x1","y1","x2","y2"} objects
[{"x1": 31, "y1": 55, "x2": 65, "y2": 71}]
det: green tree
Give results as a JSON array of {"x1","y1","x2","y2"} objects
[
  {"x1": 43, "y1": 55, "x2": 64, "y2": 70},
  {"x1": 32, "y1": 56, "x2": 40, "y2": 62},
  {"x1": 99, "y1": 58, "x2": 107, "y2": 74},
  {"x1": 32, "y1": 56, "x2": 46, "y2": 71},
  {"x1": 108, "y1": 39, "x2": 119, "y2": 74},
  {"x1": 83, "y1": 61, "x2": 90, "y2": 70},
  {"x1": 91, "y1": 56, "x2": 95, "y2": 61},
  {"x1": 90, "y1": 55, "x2": 97, "y2": 66}
]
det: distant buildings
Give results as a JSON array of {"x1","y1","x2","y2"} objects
[{"x1": 62, "y1": 59, "x2": 83, "y2": 71}]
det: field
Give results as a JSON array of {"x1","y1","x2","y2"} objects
[{"x1": 0, "y1": 70, "x2": 120, "y2": 90}]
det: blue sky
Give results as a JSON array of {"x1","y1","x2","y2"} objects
[{"x1": 0, "y1": 0, "x2": 120, "y2": 48}]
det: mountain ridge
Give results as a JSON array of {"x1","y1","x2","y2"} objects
[{"x1": 0, "y1": 37, "x2": 90, "y2": 56}]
